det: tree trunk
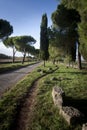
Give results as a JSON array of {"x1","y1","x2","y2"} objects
[
  {"x1": 69, "y1": 60, "x2": 70, "y2": 67},
  {"x1": 44, "y1": 60, "x2": 45, "y2": 67},
  {"x1": 78, "y1": 42, "x2": 82, "y2": 69},
  {"x1": 28, "y1": 53, "x2": 30, "y2": 62},
  {"x1": 72, "y1": 62, "x2": 74, "y2": 68},
  {"x1": 53, "y1": 59, "x2": 55, "y2": 65},
  {"x1": 12, "y1": 46, "x2": 15, "y2": 63},
  {"x1": 22, "y1": 53, "x2": 26, "y2": 64}
]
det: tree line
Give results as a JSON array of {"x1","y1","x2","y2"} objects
[
  {"x1": 40, "y1": 0, "x2": 87, "y2": 69},
  {"x1": 0, "y1": 19, "x2": 39, "y2": 64},
  {"x1": 1, "y1": 0, "x2": 87, "y2": 68}
]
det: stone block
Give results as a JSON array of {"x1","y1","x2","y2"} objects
[
  {"x1": 52, "y1": 86, "x2": 65, "y2": 109},
  {"x1": 52, "y1": 86, "x2": 85, "y2": 126},
  {"x1": 82, "y1": 123, "x2": 87, "y2": 130},
  {"x1": 59, "y1": 106, "x2": 84, "y2": 125}
]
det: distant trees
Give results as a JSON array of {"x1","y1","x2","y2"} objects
[
  {"x1": 3, "y1": 35, "x2": 36, "y2": 63},
  {"x1": 34, "y1": 49, "x2": 40, "y2": 59},
  {"x1": 48, "y1": 27, "x2": 63, "y2": 64},
  {"x1": 0, "y1": 53, "x2": 11, "y2": 59},
  {"x1": 26, "y1": 45, "x2": 38, "y2": 61},
  {"x1": 3, "y1": 37, "x2": 16, "y2": 63},
  {"x1": 0, "y1": 19, "x2": 13, "y2": 41},
  {"x1": 14, "y1": 36, "x2": 36, "y2": 64},
  {"x1": 0, "y1": 18, "x2": 39, "y2": 63},
  {"x1": 40, "y1": 13, "x2": 49, "y2": 67}
]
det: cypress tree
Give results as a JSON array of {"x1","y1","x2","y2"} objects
[{"x1": 40, "y1": 13, "x2": 49, "y2": 67}]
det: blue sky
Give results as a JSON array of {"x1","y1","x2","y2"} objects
[{"x1": 0, "y1": 0, "x2": 59, "y2": 56}]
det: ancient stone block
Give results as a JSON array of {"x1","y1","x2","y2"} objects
[
  {"x1": 82, "y1": 123, "x2": 87, "y2": 130},
  {"x1": 52, "y1": 86, "x2": 85, "y2": 126},
  {"x1": 59, "y1": 106, "x2": 84, "y2": 125},
  {"x1": 52, "y1": 86, "x2": 65, "y2": 109}
]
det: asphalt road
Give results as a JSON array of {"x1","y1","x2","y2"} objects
[{"x1": 0, "y1": 62, "x2": 42, "y2": 96}]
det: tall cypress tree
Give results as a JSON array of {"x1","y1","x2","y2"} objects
[{"x1": 40, "y1": 13, "x2": 49, "y2": 67}]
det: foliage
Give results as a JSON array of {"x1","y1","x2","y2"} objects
[
  {"x1": 34, "y1": 49, "x2": 40, "y2": 58},
  {"x1": 3, "y1": 37, "x2": 16, "y2": 63},
  {"x1": 0, "y1": 19, "x2": 13, "y2": 40},
  {"x1": 51, "y1": 4, "x2": 80, "y2": 64},
  {"x1": 52, "y1": 4, "x2": 80, "y2": 29},
  {"x1": 40, "y1": 13, "x2": 49, "y2": 66},
  {"x1": 79, "y1": 22, "x2": 87, "y2": 61},
  {"x1": 14, "y1": 35, "x2": 36, "y2": 51},
  {"x1": 14, "y1": 35, "x2": 36, "y2": 64},
  {"x1": 0, "y1": 53, "x2": 11, "y2": 59},
  {"x1": 48, "y1": 27, "x2": 64, "y2": 64},
  {"x1": 61, "y1": 0, "x2": 87, "y2": 61},
  {"x1": 3, "y1": 37, "x2": 14, "y2": 48},
  {"x1": 49, "y1": 41, "x2": 63, "y2": 64}
]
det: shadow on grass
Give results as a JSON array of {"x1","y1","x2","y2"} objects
[
  {"x1": 56, "y1": 71, "x2": 87, "y2": 75},
  {"x1": 63, "y1": 96, "x2": 87, "y2": 123}
]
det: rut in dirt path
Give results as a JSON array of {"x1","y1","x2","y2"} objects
[
  {"x1": 13, "y1": 80, "x2": 39, "y2": 130},
  {"x1": 13, "y1": 68, "x2": 58, "y2": 130}
]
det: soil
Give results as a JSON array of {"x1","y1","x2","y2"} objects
[
  {"x1": 10, "y1": 67, "x2": 57, "y2": 130},
  {"x1": 13, "y1": 79, "x2": 39, "y2": 130}
]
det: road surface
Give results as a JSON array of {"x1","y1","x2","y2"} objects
[{"x1": 0, "y1": 62, "x2": 42, "y2": 96}]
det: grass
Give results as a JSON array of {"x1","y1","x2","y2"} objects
[
  {"x1": 0, "y1": 62, "x2": 87, "y2": 130},
  {"x1": 28, "y1": 63, "x2": 87, "y2": 130},
  {"x1": 0, "y1": 62, "x2": 57, "y2": 130},
  {"x1": 0, "y1": 61, "x2": 39, "y2": 73}
]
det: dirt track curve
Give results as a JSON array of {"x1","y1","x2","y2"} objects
[{"x1": 13, "y1": 79, "x2": 39, "y2": 130}]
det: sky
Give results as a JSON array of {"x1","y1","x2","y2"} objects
[{"x1": 0, "y1": 0, "x2": 59, "y2": 57}]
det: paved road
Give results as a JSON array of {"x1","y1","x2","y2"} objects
[{"x1": 0, "y1": 62, "x2": 42, "y2": 96}]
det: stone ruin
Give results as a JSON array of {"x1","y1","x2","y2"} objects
[
  {"x1": 59, "y1": 106, "x2": 84, "y2": 125},
  {"x1": 82, "y1": 123, "x2": 87, "y2": 130},
  {"x1": 52, "y1": 86, "x2": 85, "y2": 128},
  {"x1": 52, "y1": 86, "x2": 65, "y2": 109}
]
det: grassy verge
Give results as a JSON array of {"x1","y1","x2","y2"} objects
[
  {"x1": 0, "y1": 61, "x2": 39, "y2": 73},
  {"x1": 0, "y1": 62, "x2": 87, "y2": 130},
  {"x1": 29, "y1": 64, "x2": 87, "y2": 130},
  {"x1": 0, "y1": 63, "x2": 57, "y2": 130}
]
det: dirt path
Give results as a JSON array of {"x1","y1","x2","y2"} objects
[
  {"x1": 12, "y1": 68, "x2": 58, "y2": 130},
  {"x1": 0, "y1": 62, "x2": 42, "y2": 97},
  {"x1": 13, "y1": 79, "x2": 39, "y2": 130}
]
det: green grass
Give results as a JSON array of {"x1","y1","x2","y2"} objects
[
  {"x1": 28, "y1": 64, "x2": 87, "y2": 130},
  {"x1": 0, "y1": 62, "x2": 87, "y2": 130},
  {"x1": 0, "y1": 61, "x2": 38, "y2": 73},
  {"x1": 0, "y1": 62, "x2": 57, "y2": 130}
]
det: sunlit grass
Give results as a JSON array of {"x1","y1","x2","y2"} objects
[
  {"x1": 0, "y1": 62, "x2": 57, "y2": 130},
  {"x1": 0, "y1": 61, "x2": 38, "y2": 73},
  {"x1": 0, "y1": 62, "x2": 87, "y2": 130},
  {"x1": 29, "y1": 64, "x2": 87, "y2": 130}
]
